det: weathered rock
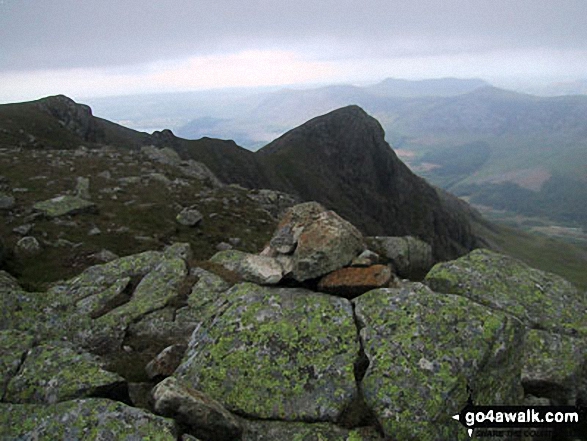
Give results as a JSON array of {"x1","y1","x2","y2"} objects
[
  {"x1": 33, "y1": 195, "x2": 96, "y2": 217},
  {"x1": 425, "y1": 249, "x2": 587, "y2": 337},
  {"x1": 74, "y1": 276, "x2": 131, "y2": 318},
  {"x1": 271, "y1": 202, "x2": 365, "y2": 281},
  {"x1": 75, "y1": 176, "x2": 91, "y2": 199},
  {"x1": 175, "y1": 282, "x2": 359, "y2": 421},
  {"x1": 353, "y1": 282, "x2": 524, "y2": 439},
  {"x1": 177, "y1": 207, "x2": 203, "y2": 227},
  {"x1": 153, "y1": 377, "x2": 243, "y2": 441},
  {"x1": 128, "y1": 382, "x2": 155, "y2": 410},
  {"x1": 4, "y1": 341, "x2": 125, "y2": 404},
  {"x1": 15, "y1": 235, "x2": 41, "y2": 257},
  {"x1": 164, "y1": 242, "x2": 193, "y2": 261},
  {"x1": 141, "y1": 145, "x2": 182, "y2": 166},
  {"x1": 215, "y1": 241, "x2": 233, "y2": 251},
  {"x1": 0, "y1": 329, "x2": 35, "y2": 398},
  {"x1": 12, "y1": 223, "x2": 33, "y2": 236},
  {"x1": 351, "y1": 249, "x2": 380, "y2": 267},
  {"x1": 0, "y1": 398, "x2": 178, "y2": 440},
  {"x1": 0, "y1": 192, "x2": 15, "y2": 210},
  {"x1": 368, "y1": 235, "x2": 433, "y2": 279},
  {"x1": 318, "y1": 264, "x2": 393, "y2": 298},
  {"x1": 90, "y1": 249, "x2": 119, "y2": 263},
  {"x1": 146, "y1": 344, "x2": 187, "y2": 379},
  {"x1": 246, "y1": 189, "x2": 299, "y2": 219},
  {"x1": 210, "y1": 249, "x2": 283, "y2": 285},
  {"x1": 522, "y1": 329, "x2": 587, "y2": 405},
  {"x1": 243, "y1": 420, "x2": 384, "y2": 440}
]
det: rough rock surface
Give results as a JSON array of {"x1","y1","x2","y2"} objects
[
  {"x1": 317, "y1": 264, "x2": 393, "y2": 298},
  {"x1": 153, "y1": 376, "x2": 243, "y2": 441},
  {"x1": 4, "y1": 341, "x2": 125, "y2": 404},
  {"x1": 146, "y1": 344, "x2": 187, "y2": 379},
  {"x1": 425, "y1": 248, "x2": 587, "y2": 336},
  {"x1": 176, "y1": 207, "x2": 203, "y2": 227},
  {"x1": 0, "y1": 398, "x2": 178, "y2": 440},
  {"x1": 0, "y1": 329, "x2": 35, "y2": 398},
  {"x1": 210, "y1": 249, "x2": 283, "y2": 285},
  {"x1": 14, "y1": 235, "x2": 42, "y2": 257},
  {"x1": 243, "y1": 420, "x2": 383, "y2": 440},
  {"x1": 175, "y1": 282, "x2": 359, "y2": 421},
  {"x1": 368, "y1": 235, "x2": 433, "y2": 279},
  {"x1": 33, "y1": 195, "x2": 96, "y2": 217},
  {"x1": 354, "y1": 283, "x2": 524, "y2": 439},
  {"x1": 267, "y1": 202, "x2": 365, "y2": 281}
]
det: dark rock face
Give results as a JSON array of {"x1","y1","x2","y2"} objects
[
  {"x1": 257, "y1": 106, "x2": 480, "y2": 261},
  {"x1": 36, "y1": 95, "x2": 98, "y2": 142}
]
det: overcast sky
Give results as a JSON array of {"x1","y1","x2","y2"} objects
[{"x1": 1, "y1": 0, "x2": 586, "y2": 102}]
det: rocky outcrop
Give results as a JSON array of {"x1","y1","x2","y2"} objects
[{"x1": 36, "y1": 95, "x2": 98, "y2": 141}]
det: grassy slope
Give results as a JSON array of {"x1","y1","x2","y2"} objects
[{"x1": 474, "y1": 221, "x2": 587, "y2": 291}]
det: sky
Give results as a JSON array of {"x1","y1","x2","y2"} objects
[{"x1": 1, "y1": 0, "x2": 586, "y2": 102}]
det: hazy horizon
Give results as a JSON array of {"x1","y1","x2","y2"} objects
[{"x1": 1, "y1": 0, "x2": 586, "y2": 102}]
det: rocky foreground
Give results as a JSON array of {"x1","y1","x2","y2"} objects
[{"x1": 1, "y1": 199, "x2": 586, "y2": 440}]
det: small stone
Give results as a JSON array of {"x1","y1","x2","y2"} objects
[
  {"x1": 216, "y1": 242, "x2": 233, "y2": 251},
  {"x1": 228, "y1": 237, "x2": 241, "y2": 247},
  {"x1": 351, "y1": 249, "x2": 380, "y2": 267},
  {"x1": 176, "y1": 207, "x2": 203, "y2": 227},
  {"x1": 88, "y1": 227, "x2": 101, "y2": 236},
  {"x1": 0, "y1": 193, "x2": 15, "y2": 210},
  {"x1": 12, "y1": 224, "x2": 33, "y2": 236},
  {"x1": 15, "y1": 236, "x2": 41, "y2": 257},
  {"x1": 75, "y1": 176, "x2": 91, "y2": 200},
  {"x1": 91, "y1": 249, "x2": 119, "y2": 263},
  {"x1": 318, "y1": 264, "x2": 393, "y2": 299}
]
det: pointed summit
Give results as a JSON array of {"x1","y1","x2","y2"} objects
[{"x1": 257, "y1": 106, "x2": 480, "y2": 261}]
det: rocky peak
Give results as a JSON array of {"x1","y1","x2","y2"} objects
[{"x1": 35, "y1": 95, "x2": 97, "y2": 141}]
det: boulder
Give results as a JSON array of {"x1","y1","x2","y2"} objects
[
  {"x1": 425, "y1": 248, "x2": 587, "y2": 337},
  {"x1": 353, "y1": 282, "x2": 524, "y2": 439},
  {"x1": 175, "y1": 282, "x2": 359, "y2": 421},
  {"x1": 176, "y1": 207, "x2": 203, "y2": 227},
  {"x1": 152, "y1": 376, "x2": 243, "y2": 441},
  {"x1": 4, "y1": 341, "x2": 125, "y2": 404},
  {"x1": 0, "y1": 398, "x2": 178, "y2": 440},
  {"x1": 368, "y1": 235, "x2": 433, "y2": 279},
  {"x1": 317, "y1": 264, "x2": 394, "y2": 298},
  {"x1": 210, "y1": 249, "x2": 283, "y2": 285},
  {"x1": 268, "y1": 202, "x2": 365, "y2": 281},
  {"x1": 33, "y1": 195, "x2": 96, "y2": 217}
]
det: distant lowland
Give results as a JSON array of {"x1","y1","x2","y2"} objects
[{"x1": 84, "y1": 78, "x2": 587, "y2": 242}]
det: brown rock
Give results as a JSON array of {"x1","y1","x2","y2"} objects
[
  {"x1": 145, "y1": 344, "x2": 187, "y2": 379},
  {"x1": 318, "y1": 265, "x2": 394, "y2": 299}
]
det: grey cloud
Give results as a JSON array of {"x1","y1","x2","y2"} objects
[{"x1": 1, "y1": 0, "x2": 586, "y2": 71}]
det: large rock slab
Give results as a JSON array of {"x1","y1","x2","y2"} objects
[
  {"x1": 175, "y1": 282, "x2": 359, "y2": 421},
  {"x1": 210, "y1": 249, "x2": 283, "y2": 285},
  {"x1": 33, "y1": 195, "x2": 96, "y2": 217},
  {"x1": 425, "y1": 248, "x2": 587, "y2": 337},
  {"x1": 4, "y1": 341, "x2": 125, "y2": 404},
  {"x1": 354, "y1": 282, "x2": 524, "y2": 440},
  {"x1": 153, "y1": 376, "x2": 243, "y2": 441},
  {"x1": 0, "y1": 329, "x2": 35, "y2": 398},
  {"x1": 368, "y1": 235, "x2": 433, "y2": 280},
  {"x1": 522, "y1": 329, "x2": 587, "y2": 405},
  {"x1": 268, "y1": 202, "x2": 365, "y2": 281},
  {"x1": 243, "y1": 420, "x2": 383, "y2": 440},
  {"x1": 0, "y1": 398, "x2": 178, "y2": 440}
]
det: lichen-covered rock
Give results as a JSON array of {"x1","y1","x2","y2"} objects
[
  {"x1": 353, "y1": 283, "x2": 524, "y2": 440},
  {"x1": 368, "y1": 235, "x2": 433, "y2": 279},
  {"x1": 175, "y1": 282, "x2": 359, "y2": 421},
  {"x1": 522, "y1": 329, "x2": 587, "y2": 405},
  {"x1": 243, "y1": 420, "x2": 384, "y2": 440},
  {"x1": 210, "y1": 249, "x2": 283, "y2": 285},
  {"x1": 0, "y1": 398, "x2": 178, "y2": 440},
  {"x1": 74, "y1": 276, "x2": 131, "y2": 318},
  {"x1": 425, "y1": 249, "x2": 587, "y2": 337},
  {"x1": 4, "y1": 341, "x2": 125, "y2": 404},
  {"x1": 0, "y1": 329, "x2": 35, "y2": 398},
  {"x1": 33, "y1": 195, "x2": 96, "y2": 217},
  {"x1": 317, "y1": 264, "x2": 394, "y2": 299},
  {"x1": 153, "y1": 376, "x2": 243, "y2": 441},
  {"x1": 266, "y1": 202, "x2": 365, "y2": 281}
]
